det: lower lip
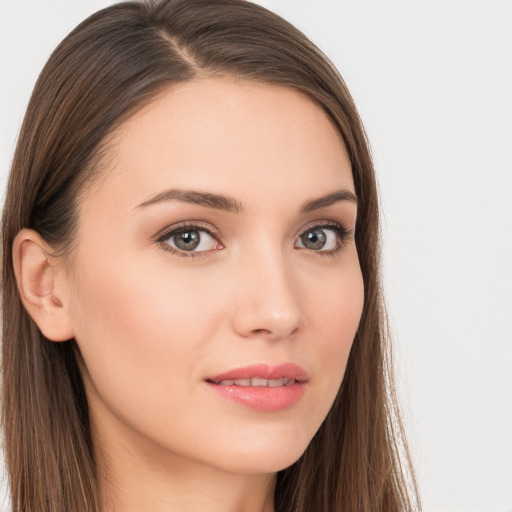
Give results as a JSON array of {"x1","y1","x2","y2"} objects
[{"x1": 206, "y1": 381, "x2": 306, "y2": 412}]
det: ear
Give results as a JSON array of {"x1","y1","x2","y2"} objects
[{"x1": 12, "y1": 229, "x2": 75, "y2": 342}]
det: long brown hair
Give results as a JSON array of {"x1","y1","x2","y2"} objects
[{"x1": 1, "y1": 1, "x2": 420, "y2": 510}]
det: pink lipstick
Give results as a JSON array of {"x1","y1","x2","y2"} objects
[{"x1": 205, "y1": 363, "x2": 307, "y2": 412}]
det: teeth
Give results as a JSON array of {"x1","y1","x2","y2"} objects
[
  {"x1": 251, "y1": 377, "x2": 268, "y2": 386},
  {"x1": 267, "y1": 378, "x2": 285, "y2": 387},
  {"x1": 234, "y1": 379, "x2": 252, "y2": 386},
  {"x1": 217, "y1": 377, "x2": 296, "y2": 387}
]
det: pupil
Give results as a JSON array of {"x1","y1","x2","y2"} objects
[
  {"x1": 302, "y1": 229, "x2": 326, "y2": 250},
  {"x1": 174, "y1": 230, "x2": 200, "y2": 251}
]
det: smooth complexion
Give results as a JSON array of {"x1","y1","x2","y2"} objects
[{"x1": 16, "y1": 77, "x2": 364, "y2": 512}]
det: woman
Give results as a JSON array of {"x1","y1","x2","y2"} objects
[{"x1": 1, "y1": 0, "x2": 420, "y2": 511}]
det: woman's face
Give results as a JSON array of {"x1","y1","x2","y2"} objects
[{"x1": 65, "y1": 77, "x2": 364, "y2": 475}]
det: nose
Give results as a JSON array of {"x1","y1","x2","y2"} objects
[{"x1": 230, "y1": 245, "x2": 301, "y2": 341}]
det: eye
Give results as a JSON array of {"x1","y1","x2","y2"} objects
[
  {"x1": 158, "y1": 224, "x2": 222, "y2": 256},
  {"x1": 295, "y1": 224, "x2": 349, "y2": 252}
]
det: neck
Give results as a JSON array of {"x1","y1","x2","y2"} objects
[
  {"x1": 100, "y1": 457, "x2": 276, "y2": 512},
  {"x1": 92, "y1": 410, "x2": 276, "y2": 512}
]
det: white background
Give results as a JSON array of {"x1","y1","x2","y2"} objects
[{"x1": 1, "y1": 1, "x2": 511, "y2": 511}]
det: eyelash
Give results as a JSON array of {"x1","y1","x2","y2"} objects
[{"x1": 155, "y1": 221, "x2": 354, "y2": 260}]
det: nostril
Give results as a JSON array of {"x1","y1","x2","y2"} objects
[
  {"x1": 247, "y1": 326, "x2": 298, "y2": 341},
  {"x1": 248, "y1": 328, "x2": 274, "y2": 338}
]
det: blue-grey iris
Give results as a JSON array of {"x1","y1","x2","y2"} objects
[{"x1": 301, "y1": 229, "x2": 326, "y2": 250}]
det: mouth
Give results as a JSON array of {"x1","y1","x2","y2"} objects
[
  {"x1": 205, "y1": 363, "x2": 308, "y2": 412},
  {"x1": 209, "y1": 377, "x2": 299, "y2": 387}
]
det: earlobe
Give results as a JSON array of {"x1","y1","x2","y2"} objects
[{"x1": 12, "y1": 229, "x2": 75, "y2": 342}]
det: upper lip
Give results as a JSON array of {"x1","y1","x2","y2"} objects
[{"x1": 206, "y1": 363, "x2": 308, "y2": 383}]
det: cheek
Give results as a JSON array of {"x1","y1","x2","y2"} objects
[
  {"x1": 68, "y1": 253, "x2": 221, "y2": 417},
  {"x1": 302, "y1": 257, "x2": 364, "y2": 398},
  {"x1": 307, "y1": 255, "x2": 364, "y2": 335}
]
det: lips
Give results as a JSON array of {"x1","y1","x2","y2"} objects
[
  {"x1": 205, "y1": 363, "x2": 307, "y2": 412},
  {"x1": 215, "y1": 377, "x2": 297, "y2": 387},
  {"x1": 207, "y1": 363, "x2": 308, "y2": 383}
]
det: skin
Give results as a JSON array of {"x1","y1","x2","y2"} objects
[{"x1": 16, "y1": 77, "x2": 364, "y2": 512}]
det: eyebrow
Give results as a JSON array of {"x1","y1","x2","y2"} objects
[
  {"x1": 300, "y1": 189, "x2": 358, "y2": 213},
  {"x1": 137, "y1": 189, "x2": 242, "y2": 213},
  {"x1": 136, "y1": 188, "x2": 358, "y2": 213}
]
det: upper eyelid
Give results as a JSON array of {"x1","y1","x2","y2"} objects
[
  {"x1": 297, "y1": 220, "x2": 353, "y2": 238},
  {"x1": 299, "y1": 220, "x2": 347, "y2": 231},
  {"x1": 155, "y1": 221, "x2": 222, "y2": 243}
]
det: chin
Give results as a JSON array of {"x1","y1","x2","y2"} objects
[
  {"x1": 203, "y1": 426, "x2": 314, "y2": 475},
  {"x1": 217, "y1": 451, "x2": 305, "y2": 476}
]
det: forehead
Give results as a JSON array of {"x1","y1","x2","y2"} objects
[{"x1": 82, "y1": 77, "x2": 354, "y2": 215}]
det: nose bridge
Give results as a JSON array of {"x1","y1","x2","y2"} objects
[{"x1": 231, "y1": 237, "x2": 301, "y2": 340}]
